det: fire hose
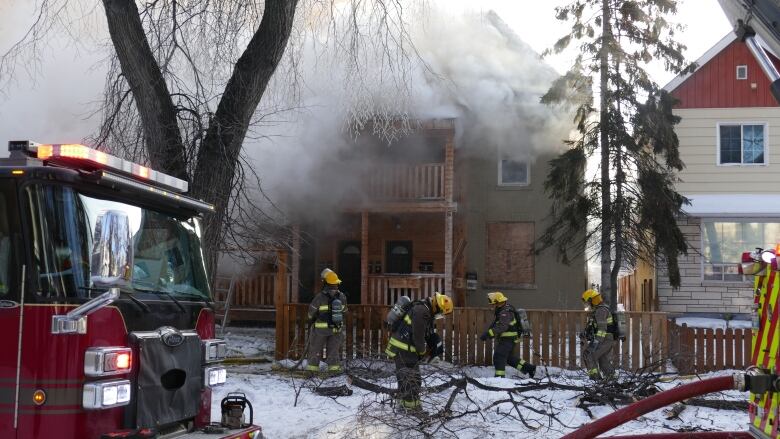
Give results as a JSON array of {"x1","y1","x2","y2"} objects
[
  {"x1": 603, "y1": 433, "x2": 752, "y2": 439},
  {"x1": 562, "y1": 375, "x2": 746, "y2": 439}
]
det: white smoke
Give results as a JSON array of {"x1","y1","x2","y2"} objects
[{"x1": 247, "y1": 6, "x2": 574, "y2": 223}]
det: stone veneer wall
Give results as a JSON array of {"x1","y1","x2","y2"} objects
[{"x1": 656, "y1": 216, "x2": 754, "y2": 315}]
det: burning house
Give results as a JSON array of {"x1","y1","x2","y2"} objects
[{"x1": 217, "y1": 10, "x2": 587, "y2": 317}]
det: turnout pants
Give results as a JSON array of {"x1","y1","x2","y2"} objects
[
  {"x1": 583, "y1": 334, "x2": 615, "y2": 379},
  {"x1": 493, "y1": 338, "x2": 528, "y2": 377},
  {"x1": 394, "y1": 350, "x2": 422, "y2": 409},
  {"x1": 306, "y1": 327, "x2": 344, "y2": 372}
]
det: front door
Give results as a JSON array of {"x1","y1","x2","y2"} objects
[
  {"x1": 386, "y1": 241, "x2": 413, "y2": 274},
  {"x1": 0, "y1": 178, "x2": 21, "y2": 438},
  {"x1": 337, "y1": 241, "x2": 361, "y2": 304}
]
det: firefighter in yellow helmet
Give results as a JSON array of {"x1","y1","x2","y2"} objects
[
  {"x1": 581, "y1": 289, "x2": 615, "y2": 380},
  {"x1": 306, "y1": 268, "x2": 348, "y2": 374},
  {"x1": 480, "y1": 292, "x2": 536, "y2": 378},
  {"x1": 385, "y1": 292, "x2": 453, "y2": 412}
]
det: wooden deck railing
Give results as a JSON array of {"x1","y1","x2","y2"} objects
[
  {"x1": 213, "y1": 273, "x2": 291, "y2": 322},
  {"x1": 275, "y1": 304, "x2": 669, "y2": 371},
  {"x1": 367, "y1": 274, "x2": 445, "y2": 305},
  {"x1": 365, "y1": 163, "x2": 444, "y2": 200},
  {"x1": 669, "y1": 324, "x2": 753, "y2": 373}
]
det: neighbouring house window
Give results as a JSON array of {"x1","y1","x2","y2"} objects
[
  {"x1": 702, "y1": 220, "x2": 780, "y2": 282},
  {"x1": 485, "y1": 222, "x2": 534, "y2": 286},
  {"x1": 736, "y1": 65, "x2": 748, "y2": 80},
  {"x1": 718, "y1": 123, "x2": 766, "y2": 165},
  {"x1": 498, "y1": 158, "x2": 529, "y2": 186}
]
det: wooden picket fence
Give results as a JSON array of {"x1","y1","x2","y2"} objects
[
  {"x1": 669, "y1": 324, "x2": 753, "y2": 373},
  {"x1": 275, "y1": 304, "x2": 669, "y2": 371}
]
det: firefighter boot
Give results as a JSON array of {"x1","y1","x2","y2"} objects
[{"x1": 520, "y1": 362, "x2": 536, "y2": 378}]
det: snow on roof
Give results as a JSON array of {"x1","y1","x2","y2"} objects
[{"x1": 683, "y1": 193, "x2": 780, "y2": 217}]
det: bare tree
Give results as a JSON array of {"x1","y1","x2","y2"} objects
[{"x1": 2, "y1": 0, "x2": 421, "y2": 274}]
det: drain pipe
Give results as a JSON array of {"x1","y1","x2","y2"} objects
[{"x1": 562, "y1": 374, "x2": 747, "y2": 439}]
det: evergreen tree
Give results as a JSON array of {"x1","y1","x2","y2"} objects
[{"x1": 538, "y1": 0, "x2": 692, "y2": 309}]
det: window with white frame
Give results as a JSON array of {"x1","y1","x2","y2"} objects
[
  {"x1": 736, "y1": 65, "x2": 748, "y2": 80},
  {"x1": 498, "y1": 158, "x2": 529, "y2": 186},
  {"x1": 701, "y1": 220, "x2": 780, "y2": 282},
  {"x1": 718, "y1": 123, "x2": 766, "y2": 165}
]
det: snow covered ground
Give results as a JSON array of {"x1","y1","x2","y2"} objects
[
  {"x1": 675, "y1": 317, "x2": 752, "y2": 330},
  {"x1": 217, "y1": 326, "x2": 276, "y2": 359},
  {"x1": 212, "y1": 327, "x2": 749, "y2": 438}
]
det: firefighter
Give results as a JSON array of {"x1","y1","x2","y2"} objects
[
  {"x1": 385, "y1": 292, "x2": 453, "y2": 412},
  {"x1": 306, "y1": 268, "x2": 348, "y2": 374},
  {"x1": 581, "y1": 289, "x2": 615, "y2": 380},
  {"x1": 479, "y1": 292, "x2": 536, "y2": 378}
]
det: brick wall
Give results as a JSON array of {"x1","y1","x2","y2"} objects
[{"x1": 656, "y1": 216, "x2": 754, "y2": 315}]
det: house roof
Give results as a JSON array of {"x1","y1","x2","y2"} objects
[
  {"x1": 663, "y1": 33, "x2": 736, "y2": 93},
  {"x1": 663, "y1": 32, "x2": 780, "y2": 93},
  {"x1": 683, "y1": 194, "x2": 780, "y2": 217}
]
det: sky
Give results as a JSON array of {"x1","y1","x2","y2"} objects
[{"x1": 0, "y1": 0, "x2": 733, "y2": 150}]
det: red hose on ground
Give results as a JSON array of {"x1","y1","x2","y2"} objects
[
  {"x1": 562, "y1": 375, "x2": 738, "y2": 439},
  {"x1": 603, "y1": 433, "x2": 751, "y2": 439}
]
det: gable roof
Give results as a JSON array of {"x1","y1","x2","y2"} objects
[
  {"x1": 663, "y1": 31, "x2": 780, "y2": 93},
  {"x1": 663, "y1": 33, "x2": 737, "y2": 93}
]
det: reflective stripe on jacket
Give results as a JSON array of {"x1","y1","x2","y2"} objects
[
  {"x1": 307, "y1": 287, "x2": 348, "y2": 330},
  {"x1": 487, "y1": 303, "x2": 519, "y2": 339},
  {"x1": 385, "y1": 301, "x2": 432, "y2": 357},
  {"x1": 587, "y1": 304, "x2": 613, "y2": 341}
]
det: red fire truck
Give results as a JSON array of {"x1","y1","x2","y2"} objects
[{"x1": 0, "y1": 141, "x2": 260, "y2": 438}]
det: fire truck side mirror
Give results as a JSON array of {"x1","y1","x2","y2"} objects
[
  {"x1": 51, "y1": 210, "x2": 132, "y2": 335},
  {"x1": 90, "y1": 210, "x2": 134, "y2": 288}
]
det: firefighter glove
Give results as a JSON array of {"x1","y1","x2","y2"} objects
[{"x1": 480, "y1": 332, "x2": 489, "y2": 341}]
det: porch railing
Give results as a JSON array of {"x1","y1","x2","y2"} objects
[
  {"x1": 367, "y1": 273, "x2": 445, "y2": 304},
  {"x1": 365, "y1": 163, "x2": 444, "y2": 201}
]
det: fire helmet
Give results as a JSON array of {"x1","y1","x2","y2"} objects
[
  {"x1": 487, "y1": 291, "x2": 508, "y2": 305},
  {"x1": 581, "y1": 289, "x2": 602, "y2": 306},
  {"x1": 321, "y1": 268, "x2": 342, "y2": 285},
  {"x1": 433, "y1": 292, "x2": 454, "y2": 316}
]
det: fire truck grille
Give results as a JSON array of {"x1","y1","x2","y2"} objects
[{"x1": 131, "y1": 328, "x2": 202, "y2": 428}]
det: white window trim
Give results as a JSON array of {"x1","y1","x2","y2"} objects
[
  {"x1": 715, "y1": 121, "x2": 769, "y2": 166},
  {"x1": 497, "y1": 158, "x2": 530, "y2": 187},
  {"x1": 698, "y1": 217, "x2": 775, "y2": 284},
  {"x1": 736, "y1": 64, "x2": 748, "y2": 80}
]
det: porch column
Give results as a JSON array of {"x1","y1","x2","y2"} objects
[
  {"x1": 361, "y1": 211, "x2": 369, "y2": 304},
  {"x1": 274, "y1": 249, "x2": 288, "y2": 360},
  {"x1": 444, "y1": 131, "x2": 455, "y2": 203},
  {"x1": 444, "y1": 210, "x2": 453, "y2": 296},
  {"x1": 291, "y1": 224, "x2": 300, "y2": 303}
]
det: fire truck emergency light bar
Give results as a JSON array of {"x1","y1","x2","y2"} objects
[{"x1": 8, "y1": 140, "x2": 188, "y2": 193}]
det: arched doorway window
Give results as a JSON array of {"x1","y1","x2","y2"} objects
[{"x1": 386, "y1": 241, "x2": 412, "y2": 274}]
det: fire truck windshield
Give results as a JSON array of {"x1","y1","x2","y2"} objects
[{"x1": 27, "y1": 184, "x2": 210, "y2": 300}]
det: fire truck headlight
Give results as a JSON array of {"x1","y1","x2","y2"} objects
[
  {"x1": 202, "y1": 339, "x2": 228, "y2": 363},
  {"x1": 83, "y1": 379, "x2": 132, "y2": 409},
  {"x1": 204, "y1": 366, "x2": 227, "y2": 387},
  {"x1": 85, "y1": 347, "x2": 132, "y2": 377}
]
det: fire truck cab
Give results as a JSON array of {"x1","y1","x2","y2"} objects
[{"x1": 0, "y1": 141, "x2": 260, "y2": 438}]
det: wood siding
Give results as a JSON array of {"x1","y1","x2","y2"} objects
[
  {"x1": 674, "y1": 107, "x2": 780, "y2": 194},
  {"x1": 672, "y1": 40, "x2": 780, "y2": 109}
]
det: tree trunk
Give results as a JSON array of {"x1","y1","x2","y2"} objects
[
  {"x1": 599, "y1": 0, "x2": 613, "y2": 304},
  {"x1": 610, "y1": 140, "x2": 623, "y2": 312},
  {"x1": 101, "y1": 0, "x2": 188, "y2": 180},
  {"x1": 190, "y1": 0, "x2": 300, "y2": 276}
]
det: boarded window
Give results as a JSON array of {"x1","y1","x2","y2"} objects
[{"x1": 485, "y1": 222, "x2": 534, "y2": 286}]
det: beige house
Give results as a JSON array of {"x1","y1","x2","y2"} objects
[{"x1": 654, "y1": 33, "x2": 780, "y2": 316}]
